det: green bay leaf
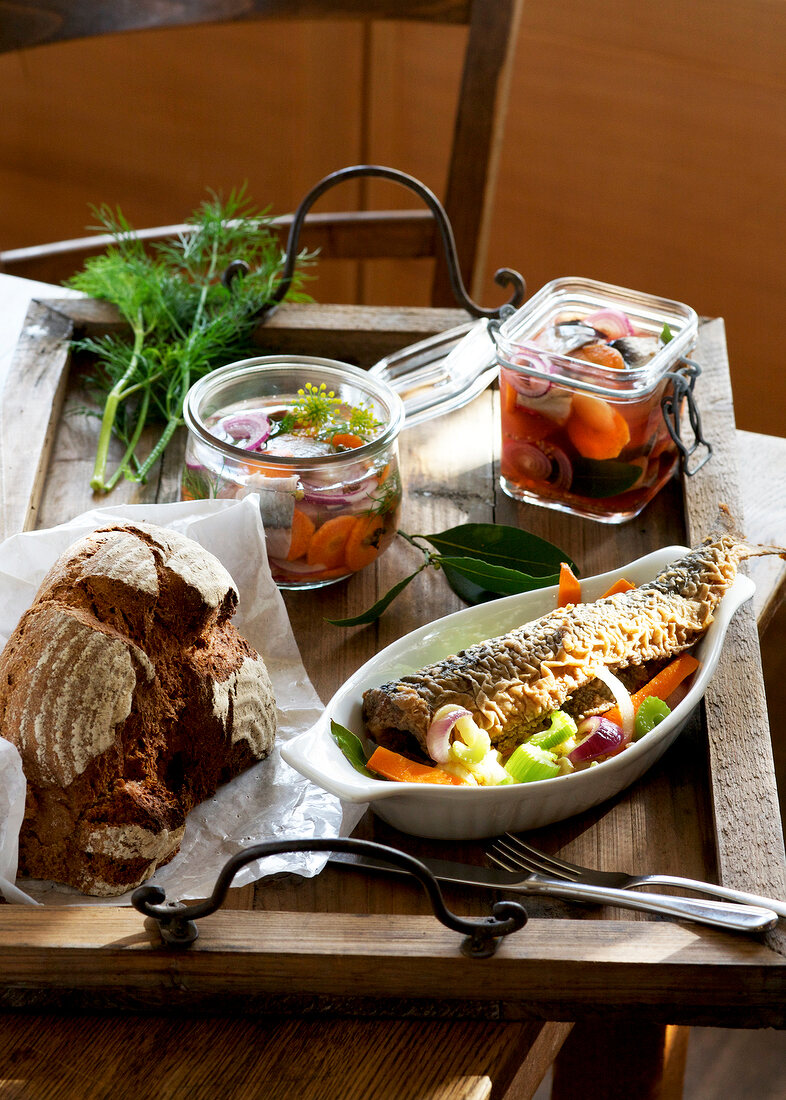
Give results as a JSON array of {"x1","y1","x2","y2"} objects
[
  {"x1": 423, "y1": 523, "x2": 576, "y2": 576},
  {"x1": 570, "y1": 458, "x2": 642, "y2": 499},
  {"x1": 325, "y1": 567, "x2": 424, "y2": 627},
  {"x1": 436, "y1": 554, "x2": 559, "y2": 596},
  {"x1": 330, "y1": 720, "x2": 377, "y2": 779},
  {"x1": 440, "y1": 563, "x2": 502, "y2": 605}
]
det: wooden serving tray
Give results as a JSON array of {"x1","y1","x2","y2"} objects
[{"x1": 1, "y1": 298, "x2": 784, "y2": 1026}]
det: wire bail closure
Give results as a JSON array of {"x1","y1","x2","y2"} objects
[
  {"x1": 222, "y1": 165, "x2": 527, "y2": 320},
  {"x1": 132, "y1": 838, "x2": 528, "y2": 958},
  {"x1": 661, "y1": 358, "x2": 713, "y2": 476}
]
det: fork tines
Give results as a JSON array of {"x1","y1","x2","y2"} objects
[{"x1": 488, "y1": 834, "x2": 582, "y2": 882}]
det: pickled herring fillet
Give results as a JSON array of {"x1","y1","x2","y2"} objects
[{"x1": 362, "y1": 524, "x2": 785, "y2": 757}]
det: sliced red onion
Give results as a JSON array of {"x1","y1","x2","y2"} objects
[
  {"x1": 507, "y1": 355, "x2": 552, "y2": 398},
  {"x1": 507, "y1": 441, "x2": 553, "y2": 481},
  {"x1": 593, "y1": 665, "x2": 635, "y2": 740},
  {"x1": 217, "y1": 411, "x2": 272, "y2": 450},
  {"x1": 507, "y1": 440, "x2": 574, "y2": 488},
  {"x1": 569, "y1": 715, "x2": 630, "y2": 764},
  {"x1": 583, "y1": 309, "x2": 635, "y2": 340},
  {"x1": 300, "y1": 474, "x2": 377, "y2": 508},
  {"x1": 426, "y1": 707, "x2": 471, "y2": 764},
  {"x1": 540, "y1": 442, "x2": 573, "y2": 489}
]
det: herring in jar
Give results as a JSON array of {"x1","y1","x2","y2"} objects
[
  {"x1": 182, "y1": 357, "x2": 404, "y2": 588},
  {"x1": 494, "y1": 278, "x2": 703, "y2": 522}
]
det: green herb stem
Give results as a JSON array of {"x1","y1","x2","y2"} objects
[
  {"x1": 89, "y1": 311, "x2": 146, "y2": 491},
  {"x1": 71, "y1": 188, "x2": 313, "y2": 494},
  {"x1": 129, "y1": 415, "x2": 182, "y2": 484},
  {"x1": 102, "y1": 387, "x2": 152, "y2": 492}
]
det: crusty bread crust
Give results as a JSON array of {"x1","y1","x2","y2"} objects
[{"x1": 0, "y1": 522, "x2": 276, "y2": 896}]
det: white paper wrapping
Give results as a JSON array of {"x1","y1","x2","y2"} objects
[{"x1": 0, "y1": 495, "x2": 364, "y2": 906}]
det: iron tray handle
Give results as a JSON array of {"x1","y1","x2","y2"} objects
[
  {"x1": 132, "y1": 837, "x2": 527, "y2": 958},
  {"x1": 223, "y1": 165, "x2": 526, "y2": 320}
]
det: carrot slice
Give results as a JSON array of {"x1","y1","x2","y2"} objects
[
  {"x1": 604, "y1": 653, "x2": 700, "y2": 726},
  {"x1": 574, "y1": 342, "x2": 627, "y2": 370},
  {"x1": 344, "y1": 513, "x2": 387, "y2": 572},
  {"x1": 566, "y1": 394, "x2": 630, "y2": 460},
  {"x1": 246, "y1": 462, "x2": 288, "y2": 478},
  {"x1": 557, "y1": 561, "x2": 582, "y2": 607},
  {"x1": 286, "y1": 508, "x2": 316, "y2": 561},
  {"x1": 306, "y1": 514, "x2": 356, "y2": 568},
  {"x1": 600, "y1": 578, "x2": 636, "y2": 598},
  {"x1": 367, "y1": 745, "x2": 464, "y2": 785},
  {"x1": 331, "y1": 433, "x2": 365, "y2": 450}
]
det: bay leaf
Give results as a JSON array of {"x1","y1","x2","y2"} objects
[
  {"x1": 423, "y1": 523, "x2": 576, "y2": 575},
  {"x1": 570, "y1": 458, "x2": 642, "y2": 499}
]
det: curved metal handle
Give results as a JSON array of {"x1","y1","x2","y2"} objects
[
  {"x1": 132, "y1": 837, "x2": 527, "y2": 957},
  {"x1": 662, "y1": 357, "x2": 713, "y2": 475},
  {"x1": 261, "y1": 165, "x2": 526, "y2": 319}
]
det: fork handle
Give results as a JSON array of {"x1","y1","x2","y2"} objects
[
  {"x1": 523, "y1": 878, "x2": 777, "y2": 932},
  {"x1": 630, "y1": 875, "x2": 786, "y2": 920}
]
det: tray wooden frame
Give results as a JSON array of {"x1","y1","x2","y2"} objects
[{"x1": 0, "y1": 298, "x2": 784, "y2": 1025}]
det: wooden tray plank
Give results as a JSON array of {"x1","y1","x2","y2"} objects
[
  {"x1": 680, "y1": 321, "x2": 786, "y2": 947},
  {"x1": 0, "y1": 299, "x2": 73, "y2": 540},
  {"x1": 0, "y1": 909, "x2": 783, "y2": 1024},
  {"x1": 254, "y1": 301, "x2": 468, "y2": 365}
]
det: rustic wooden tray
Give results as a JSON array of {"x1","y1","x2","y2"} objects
[{"x1": 1, "y1": 297, "x2": 784, "y2": 1025}]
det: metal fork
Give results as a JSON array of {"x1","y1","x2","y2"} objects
[{"x1": 489, "y1": 834, "x2": 786, "y2": 919}]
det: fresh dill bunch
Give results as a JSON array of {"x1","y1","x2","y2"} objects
[{"x1": 68, "y1": 188, "x2": 313, "y2": 492}]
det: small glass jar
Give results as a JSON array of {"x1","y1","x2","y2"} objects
[
  {"x1": 493, "y1": 277, "x2": 702, "y2": 522},
  {"x1": 182, "y1": 356, "x2": 405, "y2": 589}
]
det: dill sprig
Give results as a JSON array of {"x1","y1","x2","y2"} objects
[
  {"x1": 290, "y1": 382, "x2": 342, "y2": 431},
  {"x1": 68, "y1": 189, "x2": 312, "y2": 492},
  {"x1": 276, "y1": 381, "x2": 382, "y2": 443}
]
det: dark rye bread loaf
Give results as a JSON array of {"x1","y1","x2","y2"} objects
[{"x1": 0, "y1": 522, "x2": 276, "y2": 896}]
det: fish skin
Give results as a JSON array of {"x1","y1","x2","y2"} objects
[{"x1": 362, "y1": 528, "x2": 784, "y2": 756}]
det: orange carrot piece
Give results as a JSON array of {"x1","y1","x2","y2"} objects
[
  {"x1": 574, "y1": 342, "x2": 627, "y2": 370},
  {"x1": 331, "y1": 433, "x2": 365, "y2": 450},
  {"x1": 246, "y1": 461, "x2": 287, "y2": 478},
  {"x1": 557, "y1": 561, "x2": 582, "y2": 607},
  {"x1": 286, "y1": 507, "x2": 316, "y2": 561},
  {"x1": 344, "y1": 513, "x2": 387, "y2": 572},
  {"x1": 566, "y1": 394, "x2": 630, "y2": 460},
  {"x1": 601, "y1": 578, "x2": 636, "y2": 598},
  {"x1": 367, "y1": 745, "x2": 464, "y2": 785},
  {"x1": 604, "y1": 653, "x2": 700, "y2": 725},
  {"x1": 306, "y1": 513, "x2": 356, "y2": 568}
]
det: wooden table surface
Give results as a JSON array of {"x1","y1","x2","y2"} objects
[{"x1": 0, "y1": 279, "x2": 785, "y2": 1099}]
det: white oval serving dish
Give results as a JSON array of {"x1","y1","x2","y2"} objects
[{"x1": 281, "y1": 546, "x2": 754, "y2": 839}]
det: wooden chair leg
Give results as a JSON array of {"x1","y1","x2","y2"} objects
[
  {"x1": 550, "y1": 1022, "x2": 690, "y2": 1100},
  {"x1": 495, "y1": 1021, "x2": 573, "y2": 1100}
]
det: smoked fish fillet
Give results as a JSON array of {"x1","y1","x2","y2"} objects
[{"x1": 362, "y1": 524, "x2": 784, "y2": 757}]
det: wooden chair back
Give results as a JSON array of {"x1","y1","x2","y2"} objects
[{"x1": 0, "y1": 0, "x2": 523, "y2": 308}]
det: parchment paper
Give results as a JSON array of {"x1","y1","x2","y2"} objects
[{"x1": 0, "y1": 495, "x2": 364, "y2": 906}]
